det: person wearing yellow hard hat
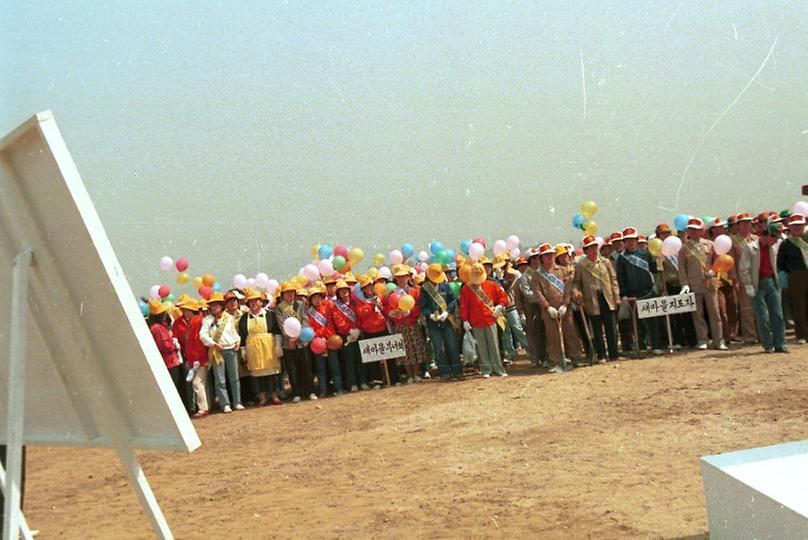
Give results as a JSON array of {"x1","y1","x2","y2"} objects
[
  {"x1": 274, "y1": 280, "x2": 315, "y2": 402},
  {"x1": 200, "y1": 292, "x2": 244, "y2": 413},
  {"x1": 459, "y1": 262, "x2": 509, "y2": 377},
  {"x1": 307, "y1": 283, "x2": 343, "y2": 398},
  {"x1": 176, "y1": 299, "x2": 212, "y2": 419},
  {"x1": 172, "y1": 298, "x2": 202, "y2": 415},
  {"x1": 384, "y1": 264, "x2": 429, "y2": 384},
  {"x1": 237, "y1": 289, "x2": 283, "y2": 406},
  {"x1": 148, "y1": 299, "x2": 187, "y2": 406},
  {"x1": 419, "y1": 263, "x2": 463, "y2": 381}
]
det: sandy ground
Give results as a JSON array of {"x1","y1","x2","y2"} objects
[{"x1": 23, "y1": 344, "x2": 808, "y2": 539}]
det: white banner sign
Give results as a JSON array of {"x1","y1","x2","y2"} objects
[
  {"x1": 636, "y1": 292, "x2": 697, "y2": 319},
  {"x1": 359, "y1": 333, "x2": 407, "y2": 363}
]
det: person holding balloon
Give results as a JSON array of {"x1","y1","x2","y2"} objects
[
  {"x1": 306, "y1": 284, "x2": 344, "y2": 398},
  {"x1": 274, "y1": 281, "x2": 315, "y2": 402},
  {"x1": 237, "y1": 289, "x2": 283, "y2": 406},
  {"x1": 345, "y1": 276, "x2": 378, "y2": 391},
  {"x1": 708, "y1": 218, "x2": 743, "y2": 345},
  {"x1": 199, "y1": 292, "x2": 244, "y2": 413},
  {"x1": 384, "y1": 265, "x2": 430, "y2": 384},
  {"x1": 677, "y1": 218, "x2": 727, "y2": 351}
]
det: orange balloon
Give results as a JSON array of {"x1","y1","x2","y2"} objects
[
  {"x1": 202, "y1": 273, "x2": 216, "y2": 287},
  {"x1": 374, "y1": 283, "x2": 387, "y2": 297},
  {"x1": 712, "y1": 254, "x2": 734, "y2": 274},
  {"x1": 326, "y1": 334, "x2": 344, "y2": 350}
]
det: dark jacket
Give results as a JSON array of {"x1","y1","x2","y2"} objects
[{"x1": 616, "y1": 249, "x2": 658, "y2": 299}]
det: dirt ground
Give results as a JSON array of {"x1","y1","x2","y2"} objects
[{"x1": 23, "y1": 345, "x2": 808, "y2": 539}]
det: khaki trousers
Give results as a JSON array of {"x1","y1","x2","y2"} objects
[
  {"x1": 736, "y1": 285, "x2": 759, "y2": 343},
  {"x1": 192, "y1": 364, "x2": 210, "y2": 412},
  {"x1": 694, "y1": 290, "x2": 723, "y2": 346},
  {"x1": 541, "y1": 310, "x2": 584, "y2": 366}
]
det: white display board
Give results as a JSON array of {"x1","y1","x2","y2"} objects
[
  {"x1": 0, "y1": 111, "x2": 200, "y2": 539},
  {"x1": 636, "y1": 292, "x2": 696, "y2": 319},
  {"x1": 700, "y1": 440, "x2": 808, "y2": 539},
  {"x1": 359, "y1": 333, "x2": 406, "y2": 363}
]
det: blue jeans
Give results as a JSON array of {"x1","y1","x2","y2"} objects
[
  {"x1": 212, "y1": 348, "x2": 241, "y2": 408},
  {"x1": 315, "y1": 349, "x2": 343, "y2": 396},
  {"x1": 427, "y1": 322, "x2": 463, "y2": 379},
  {"x1": 753, "y1": 278, "x2": 786, "y2": 351},
  {"x1": 506, "y1": 309, "x2": 529, "y2": 349}
]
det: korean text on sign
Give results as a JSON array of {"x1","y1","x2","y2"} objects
[
  {"x1": 636, "y1": 293, "x2": 697, "y2": 320},
  {"x1": 359, "y1": 333, "x2": 407, "y2": 363}
]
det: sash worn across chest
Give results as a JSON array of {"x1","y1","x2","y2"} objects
[
  {"x1": 623, "y1": 253, "x2": 649, "y2": 272},
  {"x1": 684, "y1": 240, "x2": 709, "y2": 269},
  {"x1": 539, "y1": 269, "x2": 565, "y2": 294},
  {"x1": 307, "y1": 307, "x2": 328, "y2": 328},
  {"x1": 423, "y1": 282, "x2": 448, "y2": 312},
  {"x1": 665, "y1": 255, "x2": 679, "y2": 271},
  {"x1": 581, "y1": 259, "x2": 610, "y2": 287},
  {"x1": 470, "y1": 284, "x2": 506, "y2": 329},
  {"x1": 334, "y1": 299, "x2": 357, "y2": 322}
]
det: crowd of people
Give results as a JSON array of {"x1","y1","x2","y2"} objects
[{"x1": 145, "y1": 209, "x2": 805, "y2": 419}]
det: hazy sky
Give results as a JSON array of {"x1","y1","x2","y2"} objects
[{"x1": 2, "y1": 2, "x2": 807, "y2": 294}]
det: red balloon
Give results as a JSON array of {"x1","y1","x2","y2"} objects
[
  {"x1": 473, "y1": 236, "x2": 487, "y2": 248},
  {"x1": 158, "y1": 285, "x2": 171, "y2": 299},
  {"x1": 310, "y1": 337, "x2": 327, "y2": 355},
  {"x1": 387, "y1": 291, "x2": 402, "y2": 308},
  {"x1": 326, "y1": 334, "x2": 344, "y2": 350},
  {"x1": 175, "y1": 257, "x2": 189, "y2": 272},
  {"x1": 199, "y1": 286, "x2": 213, "y2": 300},
  {"x1": 334, "y1": 244, "x2": 349, "y2": 258}
]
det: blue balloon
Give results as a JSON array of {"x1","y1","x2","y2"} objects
[
  {"x1": 674, "y1": 213, "x2": 689, "y2": 232},
  {"x1": 213, "y1": 282, "x2": 222, "y2": 292},
  {"x1": 430, "y1": 241, "x2": 444, "y2": 255},
  {"x1": 401, "y1": 243, "x2": 415, "y2": 258},
  {"x1": 571, "y1": 213, "x2": 587, "y2": 230},
  {"x1": 299, "y1": 327, "x2": 315, "y2": 344},
  {"x1": 318, "y1": 244, "x2": 333, "y2": 260},
  {"x1": 444, "y1": 248, "x2": 456, "y2": 261},
  {"x1": 460, "y1": 239, "x2": 472, "y2": 255},
  {"x1": 138, "y1": 300, "x2": 148, "y2": 317}
]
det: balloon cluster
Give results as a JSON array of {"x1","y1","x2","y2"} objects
[{"x1": 571, "y1": 200, "x2": 598, "y2": 235}]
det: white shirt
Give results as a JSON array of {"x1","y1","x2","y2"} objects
[{"x1": 199, "y1": 312, "x2": 240, "y2": 350}]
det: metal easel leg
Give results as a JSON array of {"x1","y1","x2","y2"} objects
[{"x1": 3, "y1": 249, "x2": 32, "y2": 540}]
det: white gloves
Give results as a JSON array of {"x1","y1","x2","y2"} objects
[
  {"x1": 745, "y1": 285, "x2": 756, "y2": 298},
  {"x1": 557, "y1": 305, "x2": 567, "y2": 318},
  {"x1": 430, "y1": 312, "x2": 440, "y2": 321},
  {"x1": 706, "y1": 270, "x2": 715, "y2": 278},
  {"x1": 463, "y1": 321, "x2": 472, "y2": 332},
  {"x1": 438, "y1": 311, "x2": 449, "y2": 322},
  {"x1": 349, "y1": 328, "x2": 361, "y2": 340},
  {"x1": 547, "y1": 306, "x2": 558, "y2": 319},
  {"x1": 680, "y1": 285, "x2": 690, "y2": 294},
  {"x1": 493, "y1": 305, "x2": 503, "y2": 317},
  {"x1": 345, "y1": 334, "x2": 356, "y2": 344}
]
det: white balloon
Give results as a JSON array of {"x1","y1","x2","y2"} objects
[
  {"x1": 246, "y1": 278, "x2": 257, "y2": 289},
  {"x1": 793, "y1": 201, "x2": 808, "y2": 217},
  {"x1": 661, "y1": 236, "x2": 682, "y2": 257},
  {"x1": 317, "y1": 260, "x2": 335, "y2": 277},
  {"x1": 149, "y1": 285, "x2": 161, "y2": 299},
  {"x1": 418, "y1": 250, "x2": 429, "y2": 262},
  {"x1": 233, "y1": 274, "x2": 247, "y2": 289},
  {"x1": 266, "y1": 279, "x2": 279, "y2": 294},
  {"x1": 390, "y1": 250, "x2": 404, "y2": 264},
  {"x1": 305, "y1": 263, "x2": 322, "y2": 281},
  {"x1": 468, "y1": 242, "x2": 485, "y2": 261},
  {"x1": 493, "y1": 239, "x2": 507, "y2": 255},
  {"x1": 380, "y1": 266, "x2": 393, "y2": 280},
  {"x1": 159, "y1": 256, "x2": 173, "y2": 272},
  {"x1": 509, "y1": 247, "x2": 520, "y2": 259},
  {"x1": 595, "y1": 236, "x2": 605, "y2": 247},
  {"x1": 255, "y1": 272, "x2": 269, "y2": 289},
  {"x1": 506, "y1": 235, "x2": 520, "y2": 250},
  {"x1": 283, "y1": 317, "x2": 301, "y2": 338},
  {"x1": 713, "y1": 234, "x2": 732, "y2": 256}
]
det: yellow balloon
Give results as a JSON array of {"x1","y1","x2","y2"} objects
[
  {"x1": 581, "y1": 200, "x2": 598, "y2": 219},
  {"x1": 349, "y1": 247, "x2": 364, "y2": 265},
  {"x1": 312, "y1": 244, "x2": 320, "y2": 259},
  {"x1": 398, "y1": 294, "x2": 415, "y2": 312},
  {"x1": 367, "y1": 267, "x2": 379, "y2": 279},
  {"x1": 648, "y1": 237, "x2": 663, "y2": 257},
  {"x1": 192, "y1": 276, "x2": 204, "y2": 289},
  {"x1": 176, "y1": 272, "x2": 190, "y2": 285},
  {"x1": 584, "y1": 220, "x2": 598, "y2": 235},
  {"x1": 373, "y1": 253, "x2": 385, "y2": 267}
]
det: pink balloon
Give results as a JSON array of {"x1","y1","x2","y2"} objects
[
  {"x1": 469, "y1": 242, "x2": 485, "y2": 261},
  {"x1": 334, "y1": 244, "x2": 349, "y2": 258},
  {"x1": 310, "y1": 337, "x2": 327, "y2": 355},
  {"x1": 390, "y1": 250, "x2": 404, "y2": 264},
  {"x1": 317, "y1": 259, "x2": 335, "y2": 277},
  {"x1": 304, "y1": 263, "x2": 322, "y2": 281},
  {"x1": 713, "y1": 234, "x2": 732, "y2": 256}
]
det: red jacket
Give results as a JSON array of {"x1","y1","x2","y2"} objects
[
  {"x1": 383, "y1": 286, "x2": 422, "y2": 325},
  {"x1": 355, "y1": 296, "x2": 388, "y2": 334},
  {"x1": 307, "y1": 301, "x2": 336, "y2": 339},
  {"x1": 184, "y1": 315, "x2": 209, "y2": 367},
  {"x1": 459, "y1": 281, "x2": 508, "y2": 329},
  {"x1": 150, "y1": 322, "x2": 181, "y2": 368},
  {"x1": 331, "y1": 298, "x2": 360, "y2": 336}
]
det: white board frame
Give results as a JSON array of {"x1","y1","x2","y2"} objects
[{"x1": 0, "y1": 111, "x2": 201, "y2": 539}]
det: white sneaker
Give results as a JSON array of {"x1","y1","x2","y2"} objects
[
  {"x1": 413, "y1": 375, "x2": 422, "y2": 382},
  {"x1": 673, "y1": 344, "x2": 682, "y2": 351},
  {"x1": 309, "y1": 393, "x2": 318, "y2": 400},
  {"x1": 373, "y1": 384, "x2": 381, "y2": 390},
  {"x1": 406, "y1": 377, "x2": 414, "y2": 384},
  {"x1": 717, "y1": 342, "x2": 728, "y2": 351},
  {"x1": 482, "y1": 374, "x2": 490, "y2": 378},
  {"x1": 360, "y1": 384, "x2": 370, "y2": 390},
  {"x1": 798, "y1": 339, "x2": 807, "y2": 345},
  {"x1": 652, "y1": 349, "x2": 664, "y2": 356},
  {"x1": 292, "y1": 396, "x2": 301, "y2": 403},
  {"x1": 422, "y1": 371, "x2": 431, "y2": 379},
  {"x1": 350, "y1": 385, "x2": 358, "y2": 392},
  {"x1": 223, "y1": 405, "x2": 232, "y2": 413},
  {"x1": 499, "y1": 372, "x2": 509, "y2": 377},
  {"x1": 697, "y1": 344, "x2": 708, "y2": 350},
  {"x1": 234, "y1": 404, "x2": 245, "y2": 410}
]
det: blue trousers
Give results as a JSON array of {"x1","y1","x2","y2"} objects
[
  {"x1": 753, "y1": 278, "x2": 786, "y2": 351},
  {"x1": 426, "y1": 322, "x2": 463, "y2": 379},
  {"x1": 315, "y1": 349, "x2": 343, "y2": 396}
]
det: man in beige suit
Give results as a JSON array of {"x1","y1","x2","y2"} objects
[
  {"x1": 678, "y1": 217, "x2": 727, "y2": 350},
  {"x1": 728, "y1": 212, "x2": 759, "y2": 344},
  {"x1": 531, "y1": 243, "x2": 584, "y2": 372},
  {"x1": 573, "y1": 234, "x2": 621, "y2": 362}
]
